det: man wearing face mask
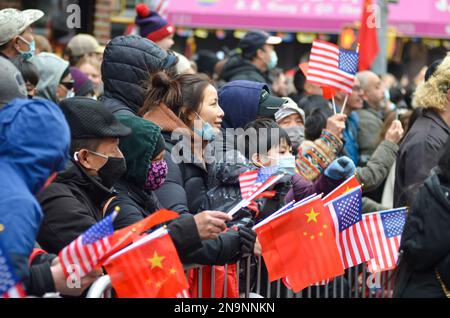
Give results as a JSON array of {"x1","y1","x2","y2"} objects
[
  {"x1": 36, "y1": 97, "x2": 132, "y2": 255},
  {"x1": 0, "y1": 8, "x2": 43, "y2": 62},
  {"x1": 220, "y1": 30, "x2": 281, "y2": 87},
  {"x1": 33, "y1": 52, "x2": 75, "y2": 103},
  {"x1": 274, "y1": 97, "x2": 306, "y2": 154}
]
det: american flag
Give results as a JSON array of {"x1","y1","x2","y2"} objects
[
  {"x1": 238, "y1": 166, "x2": 279, "y2": 200},
  {"x1": 59, "y1": 211, "x2": 118, "y2": 278},
  {"x1": 306, "y1": 40, "x2": 359, "y2": 94},
  {"x1": 0, "y1": 241, "x2": 26, "y2": 298},
  {"x1": 326, "y1": 187, "x2": 373, "y2": 269},
  {"x1": 363, "y1": 208, "x2": 407, "y2": 273}
]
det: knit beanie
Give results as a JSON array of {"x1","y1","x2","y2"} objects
[
  {"x1": 135, "y1": 3, "x2": 175, "y2": 42},
  {"x1": 70, "y1": 67, "x2": 94, "y2": 97}
]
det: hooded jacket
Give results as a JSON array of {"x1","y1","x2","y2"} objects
[
  {"x1": 0, "y1": 98, "x2": 70, "y2": 295},
  {"x1": 106, "y1": 116, "x2": 203, "y2": 262},
  {"x1": 218, "y1": 80, "x2": 267, "y2": 129},
  {"x1": 394, "y1": 109, "x2": 450, "y2": 207},
  {"x1": 220, "y1": 53, "x2": 271, "y2": 86},
  {"x1": 394, "y1": 173, "x2": 450, "y2": 298},
  {"x1": 101, "y1": 35, "x2": 177, "y2": 116},
  {"x1": 33, "y1": 52, "x2": 70, "y2": 103}
]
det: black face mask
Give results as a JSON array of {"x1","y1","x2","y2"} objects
[{"x1": 97, "y1": 156, "x2": 127, "y2": 189}]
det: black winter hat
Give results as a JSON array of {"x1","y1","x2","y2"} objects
[{"x1": 59, "y1": 97, "x2": 131, "y2": 139}]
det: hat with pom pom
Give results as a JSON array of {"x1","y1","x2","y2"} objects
[{"x1": 135, "y1": 3, "x2": 175, "y2": 42}]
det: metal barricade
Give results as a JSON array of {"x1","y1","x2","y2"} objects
[
  {"x1": 86, "y1": 257, "x2": 395, "y2": 298},
  {"x1": 86, "y1": 275, "x2": 113, "y2": 298}
]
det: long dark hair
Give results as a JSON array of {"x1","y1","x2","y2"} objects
[{"x1": 139, "y1": 71, "x2": 213, "y2": 127}]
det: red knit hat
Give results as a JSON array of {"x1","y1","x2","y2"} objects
[{"x1": 135, "y1": 3, "x2": 175, "y2": 42}]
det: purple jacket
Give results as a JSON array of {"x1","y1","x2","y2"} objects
[{"x1": 285, "y1": 173, "x2": 341, "y2": 203}]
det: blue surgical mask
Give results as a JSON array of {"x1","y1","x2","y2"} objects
[
  {"x1": 66, "y1": 89, "x2": 75, "y2": 99},
  {"x1": 268, "y1": 50, "x2": 278, "y2": 70},
  {"x1": 267, "y1": 154, "x2": 296, "y2": 175},
  {"x1": 193, "y1": 113, "x2": 217, "y2": 141},
  {"x1": 17, "y1": 36, "x2": 35, "y2": 61}
]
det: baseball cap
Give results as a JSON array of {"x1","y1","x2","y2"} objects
[
  {"x1": 67, "y1": 34, "x2": 105, "y2": 57},
  {"x1": 274, "y1": 97, "x2": 306, "y2": 124},
  {"x1": 258, "y1": 88, "x2": 286, "y2": 118},
  {"x1": 0, "y1": 8, "x2": 44, "y2": 46},
  {"x1": 59, "y1": 97, "x2": 131, "y2": 139},
  {"x1": 238, "y1": 30, "x2": 282, "y2": 59}
]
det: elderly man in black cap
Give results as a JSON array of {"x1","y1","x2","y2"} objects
[
  {"x1": 36, "y1": 97, "x2": 132, "y2": 255},
  {"x1": 220, "y1": 30, "x2": 282, "y2": 86}
]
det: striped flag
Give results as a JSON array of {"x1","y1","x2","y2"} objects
[
  {"x1": 363, "y1": 208, "x2": 407, "y2": 273},
  {"x1": 59, "y1": 211, "x2": 118, "y2": 279},
  {"x1": 326, "y1": 187, "x2": 373, "y2": 269},
  {"x1": 306, "y1": 40, "x2": 358, "y2": 94},
  {"x1": 0, "y1": 240, "x2": 26, "y2": 298},
  {"x1": 323, "y1": 175, "x2": 360, "y2": 204},
  {"x1": 238, "y1": 166, "x2": 279, "y2": 200}
]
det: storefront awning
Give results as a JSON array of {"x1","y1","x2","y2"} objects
[{"x1": 166, "y1": 0, "x2": 450, "y2": 39}]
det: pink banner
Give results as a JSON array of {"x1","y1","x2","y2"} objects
[{"x1": 167, "y1": 0, "x2": 450, "y2": 38}]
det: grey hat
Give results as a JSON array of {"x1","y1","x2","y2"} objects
[
  {"x1": 0, "y1": 56, "x2": 27, "y2": 108},
  {"x1": 274, "y1": 97, "x2": 306, "y2": 124},
  {"x1": 0, "y1": 8, "x2": 44, "y2": 46}
]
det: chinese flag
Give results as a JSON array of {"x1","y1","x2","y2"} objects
[
  {"x1": 358, "y1": 0, "x2": 379, "y2": 70},
  {"x1": 105, "y1": 233, "x2": 189, "y2": 298},
  {"x1": 256, "y1": 197, "x2": 344, "y2": 292},
  {"x1": 323, "y1": 175, "x2": 360, "y2": 204},
  {"x1": 322, "y1": 86, "x2": 337, "y2": 100},
  {"x1": 98, "y1": 209, "x2": 179, "y2": 265}
]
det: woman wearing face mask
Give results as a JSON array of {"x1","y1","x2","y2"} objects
[
  {"x1": 107, "y1": 116, "x2": 246, "y2": 265},
  {"x1": 140, "y1": 72, "x2": 256, "y2": 266}
]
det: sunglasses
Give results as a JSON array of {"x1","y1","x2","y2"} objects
[{"x1": 60, "y1": 81, "x2": 74, "y2": 90}]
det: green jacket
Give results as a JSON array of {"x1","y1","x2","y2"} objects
[
  {"x1": 356, "y1": 140, "x2": 399, "y2": 193},
  {"x1": 356, "y1": 105, "x2": 384, "y2": 166}
]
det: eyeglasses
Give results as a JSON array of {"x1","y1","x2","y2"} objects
[{"x1": 60, "y1": 81, "x2": 74, "y2": 90}]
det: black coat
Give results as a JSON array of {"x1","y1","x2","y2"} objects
[
  {"x1": 393, "y1": 173, "x2": 450, "y2": 298},
  {"x1": 101, "y1": 35, "x2": 173, "y2": 116},
  {"x1": 154, "y1": 133, "x2": 244, "y2": 265},
  {"x1": 394, "y1": 109, "x2": 450, "y2": 207},
  {"x1": 107, "y1": 179, "x2": 204, "y2": 263},
  {"x1": 36, "y1": 162, "x2": 114, "y2": 254},
  {"x1": 220, "y1": 54, "x2": 272, "y2": 86}
]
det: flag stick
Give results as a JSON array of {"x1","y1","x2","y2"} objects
[
  {"x1": 332, "y1": 96, "x2": 337, "y2": 115},
  {"x1": 340, "y1": 94, "x2": 349, "y2": 114}
]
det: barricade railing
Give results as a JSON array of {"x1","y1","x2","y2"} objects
[{"x1": 86, "y1": 256, "x2": 394, "y2": 298}]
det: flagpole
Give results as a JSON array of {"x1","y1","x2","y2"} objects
[
  {"x1": 340, "y1": 94, "x2": 349, "y2": 114},
  {"x1": 332, "y1": 96, "x2": 337, "y2": 115}
]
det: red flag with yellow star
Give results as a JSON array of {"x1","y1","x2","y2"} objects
[
  {"x1": 322, "y1": 175, "x2": 360, "y2": 204},
  {"x1": 104, "y1": 230, "x2": 189, "y2": 298},
  {"x1": 256, "y1": 196, "x2": 344, "y2": 292}
]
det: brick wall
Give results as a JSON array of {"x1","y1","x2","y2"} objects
[
  {"x1": 93, "y1": 0, "x2": 113, "y2": 45},
  {"x1": 0, "y1": 0, "x2": 22, "y2": 10}
]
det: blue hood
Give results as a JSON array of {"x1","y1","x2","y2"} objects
[
  {"x1": 218, "y1": 80, "x2": 267, "y2": 129},
  {"x1": 0, "y1": 99, "x2": 71, "y2": 194}
]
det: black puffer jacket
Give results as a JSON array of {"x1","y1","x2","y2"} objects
[
  {"x1": 220, "y1": 53, "x2": 272, "y2": 86},
  {"x1": 37, "y1": 162, "x2": 114, "y2": 254},
  {"x1": 101, "y1": 35, "x2": 176, "y2": 116},
  {"x1": 393, "y1": 172, "x2": 450, "y2": 298},
  {"x1": 154, "y1": 132, "x2": 245, "y2": 265}
]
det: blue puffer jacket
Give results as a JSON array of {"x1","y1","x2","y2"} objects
[
  {"x1": 0, "y1": 98, "x2": 70, "y2": 285},
  {"x1": 218, "y1": 80, "x2": 268, "y2": 129}
]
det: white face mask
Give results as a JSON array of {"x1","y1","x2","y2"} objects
[{"x1": 66, "y1": 89, "x2": 75, "y2": 99}]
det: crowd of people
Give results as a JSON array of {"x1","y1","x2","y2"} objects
[{"x1": 0, "y1": 4, "x2": 449, "y2": 298}]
